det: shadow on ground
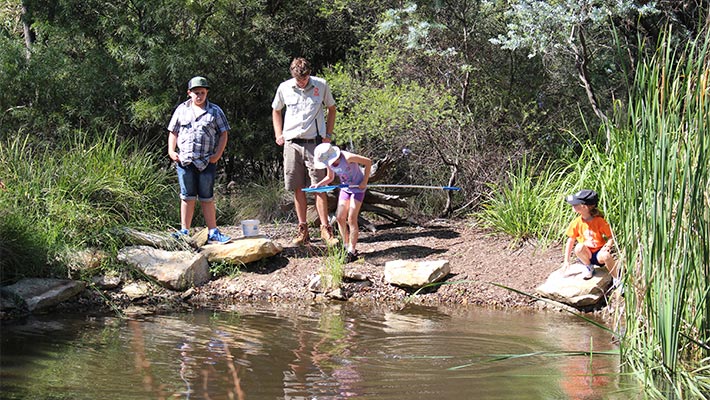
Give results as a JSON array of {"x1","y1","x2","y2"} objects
[
  {"x1": 359, "y1": 225, "x2": 460, "y2": 244},
  {"x1": 363, "y1": 245, "x2": 448, "y2": 265}
]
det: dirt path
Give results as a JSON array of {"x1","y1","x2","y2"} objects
[{"x1": 189, "y1": 219, "x2": 563, "y2": 309}]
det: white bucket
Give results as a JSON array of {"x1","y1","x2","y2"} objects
[{"x1": 241, "y1": 219, "x2": 260, "y2": 237}]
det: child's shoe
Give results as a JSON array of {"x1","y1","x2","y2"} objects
[
  {"x1": 208, "y1": 228, "x2": 231, "y2": 244},
  {"x1": 582, "y1": 264, "x2": 594, "y2": 279},
  {"x1": 346, "y1": 250, "x2": 359, "y2": 263},
  {"x1": 171, "y1": 228, "x2": 189, "y2": 239}
]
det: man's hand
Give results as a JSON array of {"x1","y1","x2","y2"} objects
[{"x1": 275, "y1": 135, "x2": 284, "y2": 146}]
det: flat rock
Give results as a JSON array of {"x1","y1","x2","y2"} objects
[
  {"x1": 535, "y1": 264, "x2": 612, "y2": 307},
  {"x1": 0, "y1": 278, "x2": 86, "y2": 312},
  {"x1": 384, "y1": 259, "x2": 450, "y2": 289},
  {"x1": 117, "y1": 246, "x2": 210, "y2": 291},
  {"x1": 200, "y1": 237, "x2": 282, "y2": 265}
]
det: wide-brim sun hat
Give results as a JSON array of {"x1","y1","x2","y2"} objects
[
  {"x1": 314, "y1": 143, "x2": 340, "y2": 169},
  {"x1": 565, "y1": 189, "x2": 599, "y2": 206}
]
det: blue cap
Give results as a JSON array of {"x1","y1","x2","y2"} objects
[{"x1": 566, "y1": 189, "x2": 598, "y2": 206}]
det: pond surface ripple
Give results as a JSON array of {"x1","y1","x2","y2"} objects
[{"x1": 1, "y1": 302, "x2": 638, "y2": 399}]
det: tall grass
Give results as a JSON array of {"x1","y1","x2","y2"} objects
[
  {"x1": 0, "y1": 132, "x2": 176, "y2": 282},
  {"x1": 320, "y1": 244, "x2": 346, "y2": 291},
  {"x1": 611, "y1": 30, "x2": 710, "y2": 397},
  {"x1": 218, "y1": 179, "x2": 291, "y2": 225},
  {"x1": 475, "y1": 28, "x2": 710, "y2": 398},
  {"x1": 477, "y1": 150, "x2": 619, "y2": 247}
]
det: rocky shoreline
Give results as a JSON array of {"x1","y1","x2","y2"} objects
[{"x1": 3, "y1": 220, "x2": 618, "y2": 320}]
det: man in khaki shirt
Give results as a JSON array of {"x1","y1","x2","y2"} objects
[{"x1": 272, "y1": 57, "x2": 338, "y2": 246}]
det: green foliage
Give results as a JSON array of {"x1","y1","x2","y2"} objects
[
  {"x1": 209, "y1": 260, "x2": 242, "y2": 279},
  {"x1": 491, "y1": 1, "x2": 658, "y2": 58},
  {"x1": 0, "y1": 132, "x2": 176, "y2": 282},
  {"x1": 477, "y1": 139, "x2": 620, "y2": 246},
  {"x1": 320, "y1": 244, "x2": 346, "y2": 291},
  {"x1": 477, "y1": 156, "x2": 568, "y2": 244},
  {"x1": 611, "y1": 30, "x2": 710, "y2": 396},
  {"x1": 0, "y1": 209, "x2": 56, "y2": 282},
  {"x1": 332, "y1": 77, "x2": 455, "y2": 146}
]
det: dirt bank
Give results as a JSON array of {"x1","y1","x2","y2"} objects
[
  {"x1": 53, "y1": 219, "x2": 583, "y2": 317},
  {"x1": 187, "y1": 219, "x2": 563, "y2": 308}
]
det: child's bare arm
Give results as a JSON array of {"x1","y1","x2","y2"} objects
[
  {"x1": 345, "y1": 153, "x2": 372, "y2": 189},
  {"x1": 312, "y1": 167, "x2": 335, "y2": 188},
  {"x1": 563, "y1": 237, "x2": 575, "y2": 267},
  {"x1": 601, "y1": 237, "x2": 614, "y2": 252}
]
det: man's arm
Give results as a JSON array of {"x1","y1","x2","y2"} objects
[
  {"x1": 272, "y1": 108, "x2": 284, "y2": 146},
  {"x1": 325, "y1": 105, "x2": 336, "y2": 139}
]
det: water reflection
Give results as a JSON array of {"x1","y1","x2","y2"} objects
[
  {"x1": 284, "y1": 304, "x2": 364, "y2": 398},
  {"x1": 0, "y1": 303, "x2": 637, "y2": 399}
]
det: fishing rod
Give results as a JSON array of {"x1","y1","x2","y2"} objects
[{"x1": 302, "y1": 184, "x2": 461, "y2": 193}]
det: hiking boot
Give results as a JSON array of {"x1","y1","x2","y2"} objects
[
  {"x1": 320, "y1": 224, "x2": 339, "y2": 246},
  {"x1": 346, "y1": 250, "x2": 359, "y2": 263},
  {"x1": 292, "y1": 223, "x2": 310, "y2": 246},
  {"x1": 582, "y1": 264, "x2": 594, "y2": 279},
  {"x1": 207, "y1": 228, "x2": 231, "y2": 244}
]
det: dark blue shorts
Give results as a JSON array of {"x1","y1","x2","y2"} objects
[
  {"x1": 590, "y1": 249, "x2": 601, "y2": 265},
  {"x1": 176, "y1": 162, "x2": 216, "y2": 202}
]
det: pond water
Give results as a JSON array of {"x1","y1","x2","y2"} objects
[{"x1": 1, "y1": 302, "x2": 638, "y2": 399}]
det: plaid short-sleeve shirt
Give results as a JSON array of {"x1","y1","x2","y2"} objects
[{"x1": 168, "y1": 100, "x2": 230, "y2": 171}]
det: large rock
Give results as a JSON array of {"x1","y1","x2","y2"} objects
[
  {"x1": 200, "y1": 237, "x2": 282, "y2": 265},
  {"x1": 536, "y1": 264, "x2": 612, "y2": 308},
  {"x1": 0, "y1": 278, "x2": 86, "y2": 312},
  {"x1": 117, "y1": 246, "x2": 210, "y2": 291},
  {"x1": 384, "y1": 260, "x2": 450, "y2": 289}
]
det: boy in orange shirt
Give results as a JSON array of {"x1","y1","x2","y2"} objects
[{"x1": 562, "y1": 189, "x2": 617, "y2": 283}]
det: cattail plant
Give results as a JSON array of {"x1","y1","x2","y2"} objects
[{"x1": 611, "y1": 29, "x2": 710, "y2": 397}]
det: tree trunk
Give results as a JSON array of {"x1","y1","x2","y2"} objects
[
  {"x1": 573, "y1": 27, "x2": 611, "y2": 151},
  {"x1": 21, "y1": 0, "x2": 34, "y2": 59}
]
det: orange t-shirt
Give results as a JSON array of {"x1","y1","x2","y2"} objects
[{"x1": 566, "y1": 216, "x2": 612, "y2": 253}]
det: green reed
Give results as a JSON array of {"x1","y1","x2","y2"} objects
[
  {"x1": 477, "y1": 156, "x2": 566, "y2": 244},
  {"x1": 321, "y1": 244, "x2": 347, "y2": 291},
  {"x1": 611, "y1": 30, "x2": 710, "y2": 397}
]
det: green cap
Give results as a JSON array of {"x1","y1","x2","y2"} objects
[{"x1": 187, "y1": 76, "x2": 209, "y2": 90}]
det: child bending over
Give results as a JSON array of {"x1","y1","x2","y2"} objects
[{"x1": 313, "y1": 143, "x2": 372, "y2": 262}]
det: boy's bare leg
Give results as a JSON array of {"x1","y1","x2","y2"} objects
[
  {"x1": 181, "y1": 199, "x2": 196, "y2": 230},
  {"x1": 201, "y1": 200, "x2": 217, "y2": 230}
]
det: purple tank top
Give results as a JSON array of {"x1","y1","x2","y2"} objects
[{"x1": 330, "y1": 153, "x2": 365, "y2": 193}]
